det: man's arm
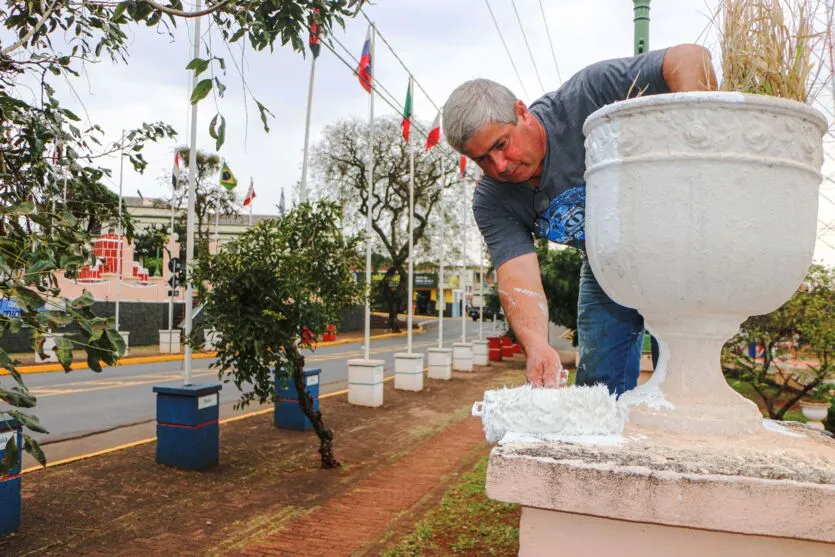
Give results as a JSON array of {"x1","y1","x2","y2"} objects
[
  {"x1": 662, "y1": 44, "x2": 717, "y2": 91},
  {"x1": 497, "y1": 253, "x2": 562, "y2": 387}
]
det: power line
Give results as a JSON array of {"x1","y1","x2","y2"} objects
[
  {"x1": 483, "y1": 0, "x2": 530, "y2": 99},
  {"x1": 537, "y1": 0, "x2": 561, "y2": 86},
  {"x1": 509, "y1": 0, "x2": 545, "y2": 94}
]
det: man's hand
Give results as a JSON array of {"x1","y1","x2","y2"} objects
[{"x1": 525, "y1": 341, "x2": 566, "y2": 388}]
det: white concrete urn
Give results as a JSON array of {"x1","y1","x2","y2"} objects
[{"x1": 583, "y1": 92, "x2": 826, "y2": 436}]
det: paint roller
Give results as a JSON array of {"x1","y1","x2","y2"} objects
[{"x1": 472, "y1": 383, "x2": 628, "y2": 443}]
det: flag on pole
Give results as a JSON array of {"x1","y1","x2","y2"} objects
[
  {"x1": 309, "y1": 8, "x2": 321, "y2": 59},
  {"x1": 357, "y1": 26, "x2": 373, "y2": 93},
  {"x1": 220, "y1": 161, "x2": 238, "y2": 191},
  {"x1": 278, "y1": 188, "x2": 287, "y2": 216},
  {"x1": 459, "y1": 155, "x2": 467, "y2": 176},
  {"x1": 171, "y1": 151, "x2": 181, "y2": 187},
  {"x1": 243, "y1": 177, "x2": 256, "y2": 206},
  {"x1": 402, "y1": 77, "x2": 413, "y2": 142},
  {"x1": 425, "y1": 110, "x2": 441, "y2": 151}
]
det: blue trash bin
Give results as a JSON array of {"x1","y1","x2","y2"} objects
[
  {"x1": 153, "y1": 383, "x2": 222, "y2": 470},
  {"x1": 0, "y1": 419, "x2": 22, "y2": 536},
  {"x1": 275, "y1": 369, "x2": 321, "y2": 431}
]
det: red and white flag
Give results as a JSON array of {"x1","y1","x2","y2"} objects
[
  {"x1": 357, "y1": 26, "x2": 373, "y2": 93},
  {"x1": 171, "y1": 151, "x2": 181, "y2": 187},
  {"x1": 459, "y1": 155, "x2": 467, "y2": 176},
  {"x1": 425, "y1": 110, "x2": 441, "y2": 151},
  {"x1": 243, "y1": 178, "x2": 256, "y2": 207}
]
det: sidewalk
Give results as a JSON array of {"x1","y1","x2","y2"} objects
[{"x1": 0, "y1": 356, "x2": 528, "y2": 556}]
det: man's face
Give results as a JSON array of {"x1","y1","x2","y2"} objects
[{"x1": 463, "y1": 100, "x2": 544, "y2": 184}]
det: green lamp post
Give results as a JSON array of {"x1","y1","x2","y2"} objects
[{"x1": 633, "y1": 0, "x2": 651, "y2": 55}]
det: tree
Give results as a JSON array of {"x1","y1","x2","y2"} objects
[
  {"x1": 170, "y1": 147, "x2": 239, "y2": 259},
  {"x1": 193, "y1": 201, "x2": 362, "y2": 468},
  {"x1": 722, "y1": 264, "x2": 834, "y2": 420},
  {"x1": 537, "y1": 241, "x2": 583, "y2": 346},
  {"x1": 1, "y1": 0, "x2": 364, "y2": 471},
  {"x1": 312, "y1": 116, "x2": 466, "y2": 331}
]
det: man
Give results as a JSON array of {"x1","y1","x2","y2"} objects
[{"x1": 442, "y1": 45, "x2": 717, "y2": 394}]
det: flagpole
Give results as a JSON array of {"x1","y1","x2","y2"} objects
[
  {"x1": 437, "y1": 156, "x2": 445, "y2": 349},
  {"x1": 213, "y1": 183, "x2": 220, "y2": 253},
  {"x1": 115, "y1": 129, "x2": 125, "y2": 332},
  {"x1": 249, "y1": 179, "x2": 253, "y2": 226},
  {"x1": 183, "y1": 0, "x2": 203, "y2": 386},
  {"x1": 461, "y1": 180, "x2": 467, "y2": 344},
  {"x1": 479, "y1": 239, "x2": 484, "y2": 341},
  {"x1": 363, "y1": 25, "x2": 375, "y2": 361},
  {"x1": 406, "y1": 79, "x2": 415, "y2": 354},
  {"x1": 300, "y1": 56, "x2": 317, "y2": 204}
]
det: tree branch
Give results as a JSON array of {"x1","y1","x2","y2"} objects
[
  {"x1": 1, "y1": 0, "x2": 65, "y2": 56},
  {"x1": 140, "y1": 0, "x2": 232, "y2": 19}
]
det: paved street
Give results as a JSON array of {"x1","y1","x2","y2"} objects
[{"x1": 24, "y1": 317, "x2": 507, "y2": 445}]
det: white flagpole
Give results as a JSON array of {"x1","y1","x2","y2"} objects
[
  {"x1": 479, "y1": 239, "x2": 484, "y2": 341},
  {"x1": 437, "y1": 157, "x2": 445, "y2": 349},
  {"x1": 213, "y1": 183, "x2": 220, "y2": 253},
  {"x1": 300, "y1": 56, "x2": 317, "y2": 204},
  {"x1": 183, "y1": 0, "x2": 203, "y2": 386},
  {"x1": 363, "y1": 25, "x2": 376, "y2": 361},
  {"x1": 406, "y1": 78, "x2": 415, "y2": 354},
  {"x1": 461, "y1": 180, "x2": 467, "y2": 344},
  {"x1": 115, "y1": 129, "x2": 125, "y2": 332}
]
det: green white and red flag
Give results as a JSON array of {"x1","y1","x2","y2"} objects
[
  {"x1": 425, "y1": 110, "x2": 441, "y2": 151},
  {"x1": 402, "y1": 77, "x2": 413, "y2": 142}
]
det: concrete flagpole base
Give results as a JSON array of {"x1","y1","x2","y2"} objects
[
  {"x1": 394, "y1": 353, "x2": 424, "y2": 392},
  {"x1": 472, "y1": 340, "x2": 489, "y2": 366},
  {"x1": 426, "y1": 348, "x2": 453, "y2": 380},
  {"x1": 347, "y1": 359, "x2": 385, "y2": 407},
  {"x1": 452, "y1": 342, "x2": 473, "y2": 372}
]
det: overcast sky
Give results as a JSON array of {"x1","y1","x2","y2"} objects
[{"x1": 35, "y1": 0, "x2": 835, "y2": 265}]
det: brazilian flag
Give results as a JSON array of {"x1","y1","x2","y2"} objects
[{"x1": 220, "y1": 162, "x2": 238, "y2": 191}]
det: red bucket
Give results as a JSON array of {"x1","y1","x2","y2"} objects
[
  {"x1": 501, "y1": 336, "x2": 513, "y2": 347},
  {"x1": 488, "y1": 347, "x2": 502, "y2": 362},
  {"x1": 487, "y1": 336, "x2": 502, "y2": 350},
  {"x1": 501, "y1": 346, "x2": 515, "y2": 358}
]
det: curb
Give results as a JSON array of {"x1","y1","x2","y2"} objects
[{"x1": 3, "y1": 326, "x2": 425, "y2": 377}]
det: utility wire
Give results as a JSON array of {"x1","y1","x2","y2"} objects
[
  {"x1": 483, "y1": 0, "x2": 530, "y2": 99},
  {"x1": 359, "y1": 10, "x2": 441, "y2": 113},
  {"x1": 509, "y1": 0, "x2": 545, "y2": 94},
  {"x1": 537, "y1": 0, "x2": 562, "y2": 86}
]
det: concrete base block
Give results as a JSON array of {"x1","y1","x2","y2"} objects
[
  {"x1": 347, "y1": 359, "x2": 385, "y2": 407},
  {"x1": 394, "y1": 353, "x2": 424, "y2": 392},
  {"x1": 427, "y1": 348, "x2": 453, "y2": 380},
  {"x1": 159, "y1": 329, "x2": 181, "y2": 354},
  {"x1": 472, "y1": 340, "x2": 489, "y2": 366},
  {"x1": 453, "y1": 342, "x2": 473, "y2": 372},
  {"x1": 119, "y1": 331, "x2": 130, "y2": 357}
]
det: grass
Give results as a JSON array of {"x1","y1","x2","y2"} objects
[{"x1": 382, "y1": 456, "x2": 520, "y2": 557}]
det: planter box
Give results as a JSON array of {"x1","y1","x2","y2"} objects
[
  {"x1": 427, "y1": 348, "x2": 453, "y2": 380},
  {"x1": 0, "y1": 419, "x2": 22, "y2": 536},
  {"x1": 152, "y1": 383, "x2": 222, "y2": 470},
  {"x1": 275, "y1": 369, "x2": 320, "y2": 431},
  {"x1": 159, "y1": 329, "x2": 181, "y2": 354},
  {"x1": 348, "y1": 359, "x2": 385, "y2": 407},
  {"x1": 394, "y1": 353, "x2": 424, "y2": 392},
  {"x1": 453, "y1": 342, "x2": 473, "y2": 372},
  {"x1": 472, "y1": 340, "x2": 489, "y2": 366}
]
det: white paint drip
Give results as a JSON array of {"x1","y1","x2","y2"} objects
[
  {"x1": 512, "y1": 287, "x2": 544, "y2": 298},
  {"x1": 499, "y1": 432, "x2": 627, "y2": 446},
  {"x1": 762, "y1": 419, "x2": 804, "y2": 438},
  {"x1": 473, "y1": 384, "x2": 628, "y2": 443},
  {"x1": 618, "y1": 384, "x2": 675, "y2": 410},
  {"x1": 497, "y1": 289, "x2": 518, "y2": 307}
]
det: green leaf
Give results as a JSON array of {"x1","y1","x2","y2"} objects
[
  {"x1": 105, "y1": 329, "x2": 127, "y2": 357},
  {"x1": 8, "y1": 411, "x2": 49, "y2": 434},
  {"x1": 0, "y1": 350, "x2": 24, "y2": 388},
  {"x1": 23, "y1": 434, "x2": 47, "y2": 468},
  {"x1": 60, "y1": 108, "x2": 80, "y2": 121},
  {"x1": 185, "y1": 57, "x2": 210, "y2": 77},
  {"x1": 70, "y1": 291, "x2": 95, "y2": 309},
  {"x1": 11, "y1": 287, "x2": 44, "y2": 311},
  {"x1": 10, "y1": 201, "x2": 36, "y2": 216},
  {"x1": 1, "y1": 434, "x2": 19, "y2": 474},
  {"x1": 113, "y1": 1, "x2": 129, "y2": 20},
  {"x1": 0, "y1": 387, "x2": 36, "y2": 409},
  {"x1": 208, "y1": 114, "x2": 219, "y2": 141},
  {"x1": 190, "y1": 79, "x2": 213, "y2": 105},
  {"x1": 215, "y1": 115, "x2": 226, "y2": 150},
  {"x1": 214, "y1": 77, "x2": 227, "y2": 98},
  {"x1": 256, "y1": 101, "x2": 273, "y2": 133},
  {"x1": 37, "y1": 310, "x2": 74, "y2": 328},
  {"x1": 87, "y1": 350, "x2": 103, "y2": 373},
  {"x1": 25, "y1": 259, "x2": 56, "y2": 280},
  {"x1": 54, "y1": 336, "x2": 75, "y2": 368}
]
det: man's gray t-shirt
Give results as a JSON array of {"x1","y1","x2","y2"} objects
[{"x1": 473, "y1": 49, "x2": 671, "y2": 269}]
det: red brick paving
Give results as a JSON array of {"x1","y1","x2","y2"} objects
[{"x1": 239, "y1": 418, "x2": 488, "y2": 557}]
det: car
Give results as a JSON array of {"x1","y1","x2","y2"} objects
[{"x1": 469, "y1": 306, "x2": 504, "y2": 321}]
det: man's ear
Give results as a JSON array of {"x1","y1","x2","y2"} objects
[{"x1": 514, "y1": 99, "x2": 528, "y2": 120}]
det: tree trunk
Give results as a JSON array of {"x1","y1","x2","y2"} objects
[
  {"x1": 289, "y1": 347, "x2": 339, "y2": 469},
  {"x1": 387, "y1": 302, "x2": 399, "y2": 332}
]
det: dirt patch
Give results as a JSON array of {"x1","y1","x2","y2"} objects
[{"x1": 0, "y1": 360, "x2": 527, "y2": 556}]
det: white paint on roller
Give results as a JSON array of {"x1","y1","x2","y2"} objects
[{"x1": 473, "y1": 384, "x2": 628, "y2": 444}]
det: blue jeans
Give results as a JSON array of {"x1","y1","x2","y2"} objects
[{"x1": 575, "y1": 258, "x2": 653, "y2": 395}]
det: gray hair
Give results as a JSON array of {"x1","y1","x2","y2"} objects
[{"x1": 442, "y1": 79, "x2": 518, "y2": 154}]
